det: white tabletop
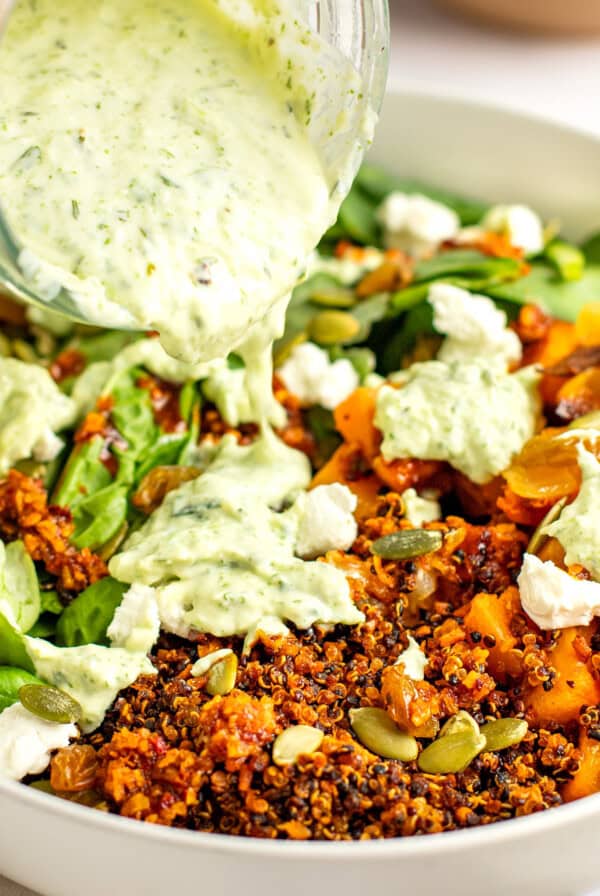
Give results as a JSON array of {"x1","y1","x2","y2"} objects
[{"x1": 3, "y1": 2, "x2": 600, "y2": 894}]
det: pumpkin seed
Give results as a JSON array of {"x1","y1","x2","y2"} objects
[
  {"x1": 31, "y1": 326, "x2": 57, "y2": 358},
  {"x1": 527, "y1": 497, "x2": 567, "y2": 556},
  {"x1": 273, "y1": 330, "x2": 307, "y2": 368},
  {"x1": 11, "y1": 338, "x2": 38, "y2": 364},
  {"x1": 480, "y1": 718, "x2": 528, "y2": 752},
  {"x1": 29, "y1": 779, "x2": 54, "y2": 794},
  {"x1": 206, "y1": 652, "x2": 238, "y2": 696},
  {"x1": 308, "y1": 310, "x2": 361, "y2": 346},
  {"x1": 349, "y1": 707, "x2": 419, "y2": 761},
  {"x1": 418, "y1": 730, "x2": 486, "y2": 775},
  {"x1": 439, "y1": 711, "x2": 480, "y2": 740},
  {"x1": 567, "y1": 410, "x2": 600, "y2": 431},
  {"x1": 272, "y1": 725, "x2": 324, "y2": 767},
  {"x1": 19, "y1": 684, "x2": 82, "y2": 725},
  {"x1": 371, "y1": 529, "x2": 443, "y2": 561},
  {"x1": 0, "y1": 332, "x2": 11, "y2": 357},
  {"x1": 310, "y1": 286, "x2": 356, "y2": 309}
]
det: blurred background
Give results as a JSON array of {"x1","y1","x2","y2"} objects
[{"x1": 390, "y1": 0, "x2": 600, "y2": 134}]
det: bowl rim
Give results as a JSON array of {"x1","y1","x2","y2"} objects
[{"x1": 3, "y1": 87, "x2": 600, "y2": 863}]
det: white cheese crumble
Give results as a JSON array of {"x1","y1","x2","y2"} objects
[
  {"x1": 107, "y1": 583, "x2": 160, "y2": 654},
  {"x1": 394, "y1": 635, "x2": 427, "y2": 680},
  {"x1": 518, "y1": 553, "x2": 600, "y2": 630},
  {"x1": 31, "y1": 428, "x2": 65, "y2": 463},
  {"x1": 375, "y1": 361, "x2": 540, "y2": 484},
  {"x1": 294, "y1": 484, "x2": 358, "y2": 560},
  {"x1": 277, "y1": 341, "x2": 359, "y2": 411},
  {"x1": 376, "y1": 192, "x2": 460, "y2": 257},
  {"x1": 428, "y1": 282, "x2": 522, "y2": 367},
  {"x1": 0, "y1": 357, "x2": 76, "y2": 473},
  {"x1": 191, "y1": 648, "x2": 234, "y2": 677},
  {"x1": 401, "y1": 488, "x2": 441, "y2": 527},
  {"x1": 0, "y1": 702, "x2": 76, "y2": 781},
  {"x1": 481, "y1": 204, "x2": 544, "y2": 256},
  {"x1": 542, "y1": 446, "x2": 600, "y2": 582}
]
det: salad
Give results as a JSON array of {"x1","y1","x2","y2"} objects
[{"x1": 0, "y1": 163, "x2": 600, "y2": 839}]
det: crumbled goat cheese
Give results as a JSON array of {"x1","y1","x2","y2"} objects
[
  {"x1": 32, "y1": 428, "x2": 64, "y2": 463},
  {"x1": 307, "y1": 248, "x2": 384, "y2": 285},
  {"x1": 401, "y1": 488, "x2": 442, "y2": 527},
  {"x1": 518, "y1": 553, "x2": 600, "y2": 630},
  {"x1": 482, "y1": 204, "x2": 544, "y2": 256},
  {"x1": 0, "y1": 702, "x2": 76, "y2": 781},
  {"x1": 376, "y1": 192, "x2": 460, "y2": 256},
  {"x1": 394, "y1": 635, "x2": 427, "y2": 680},
  {"x1": 242, "y1": 617, "x2": 290, "y2": 655},
  {"x1": 295, "y1": 484, "x2": 358, "y2": 560},
  {"x1": 107, "y1": 583, "x2": 160, "y2": 654},
  {"x1": 277, "y1": 342, "x2": 359, "y2": 411},
  {"x1": 428, "y1": 282, "x2": 522, "y2": 367}
]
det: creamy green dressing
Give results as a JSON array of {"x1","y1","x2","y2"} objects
[
  {"x1": 0, "y1": 357, "x2": 76, "y2": 471},
  {"x1": 110, "y1": 430, "x2": 363, "y2": 638},
  {"x1": 543, "y1": 445, "x2": 600, "y2": 581},
  {"x1": 375, "y1": 361, "x2": 540, "y2": 484},
  {"x1": 0, "y1": 0, "x2": 368, "y2": 367},
  {"x1": 24, "y1": 636, "x2": 154, "y2": 732}
]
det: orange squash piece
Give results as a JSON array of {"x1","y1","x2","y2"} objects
[
  {"x1": 334, "y1": 387, "x2": 381, "y2": 460},
  {"x1": 563, "y1": 730, "x2": 600, "y2": 802},
  {"x1": 526, "y1": 626, "x2": 600, "y2": 727},
  {"x1": 310, "y1": 443, "x2": 382, "y2": 521},
  {"x1": 464, "y1": 588, "x2": 521, "y2": 681},
  {"x1": 575, "y1": 302, "x2": 600, "y2": 347}
]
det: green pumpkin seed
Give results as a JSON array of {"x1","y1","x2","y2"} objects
[
  {"x1": 11, "y1": 338, "x2": 38, "y2": 364},
  {"x1": 273, "y1": 330, "x2": 308, "y2": 368},
  {"x1": 480, "y1": 718, "x2": 528, "y2": 752},
  {"x1": 310, "y1": 286, "x2": 356, "y2": 309},
  {"x1": 19, "y1": 684, "x2": 82, "y2": 724},
  {"x1": 206, "y1": 652, "x2": 238, "y2": 696},
  {"x1": 371, "y1": 529, "x2": 443, "y2": 561},
  {"x1": 349, "y1": 707, "x2": 419, "y2": 761},
  {"x1": 29, "y1": 779, "x2": 54, "y2": 794},
  {"x1": 272, "y1": 725, "x2": 324, "y2": 766},
  {"x1": 0, "y1": 332, "x2": 11, "y2": 357},
  {"x1": 439, "y1": 711, "x2": 480, "y2": 740},
  {"x1": 417, "y1": 730, "x2": 486, "y2": 775},
  {"x1": 308, "y1": 310, "x2": 361, "y2": 346},
  {"x1": 567, "y1": 410, "x2": 600, "y2": 431},
  {"x1": 527, "y1": 498, "x2": 567, "y2": 556}
]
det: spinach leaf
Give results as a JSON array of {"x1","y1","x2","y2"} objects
[
  {"x1": 355, "y1": 163, "x2": 489, "y2": 226},
  {"x1": 0, "y1": 666, "x2": 44, "y2": 712},
  {"x1": 72, "y1": 482, "x2": 129, "y2": 550},
  {"x1": 55, "y1": 577, "x2": 128, "y2": 648},
  {"x1": 379, "y1": 303, "x2": 436, "y2": 375},
  {"x1": 0, "y1": 611, "x2": 34, "y2": 673},
  {"x1": 134, "y1": 435, "x2": 189, "y2": 484},
  {"x1": 40, "y1": 590, "x2": 63, "y2": 616},
  {"x1": 487, "y1": 262, "x2": 600, "y2": 322},
  {"x1": 110, "y1": 369, "x2": 157, "y2": 461},
  {"x1": 26, "y1": 616, "x2": 58, "y2": 639},
  {"x1": 581, "y1": 231, "x2": 600, "y2": 264},
  {"x1": 0, "y1": 540, "x2": 41, "y2": 634},
  {"x1": 53, "y1": 438, "x2": 111, "y2": 509},
  {"x1": 333, "y1": 185, "x2": 380, "y2": 245},
  {"x1": 413, "y1": 250, "x2": 522, "y2": 284},
  {"x1": 74, "y1": 330, "x2": 139, "y2": 365}
]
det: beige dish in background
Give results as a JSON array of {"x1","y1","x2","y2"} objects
[{"x1": 436, "y1": 0, "x2": 600, "y2": 34}]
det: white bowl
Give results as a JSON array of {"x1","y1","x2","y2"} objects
[{"x1": 2, "y1": 91, "x2": 600, "y2": 896}]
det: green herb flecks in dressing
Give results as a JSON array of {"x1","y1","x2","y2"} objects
[
  {"x1": 375, "y1": 361, "x2": 540, "y2": 484},
  {"x1": 109, "y1": 430, "x2": 364, "y2": 638},
  {"x1": 543, "y1": 445, "x2": 600, "y2": 581},
  {"x1": 0, "y1": 0, "x2": 370, "y2": 368}
]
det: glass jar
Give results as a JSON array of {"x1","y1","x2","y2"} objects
[{"x1": 0, "y1": 0, "x2": 389, "y2": 325}]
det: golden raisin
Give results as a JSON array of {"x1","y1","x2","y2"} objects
[
  {"x1": 132, "y1": 465, "x2": 201, "y2": 515},
  {"x1": 50, "y1": 744, "x2": 99, "y2": 793}
]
